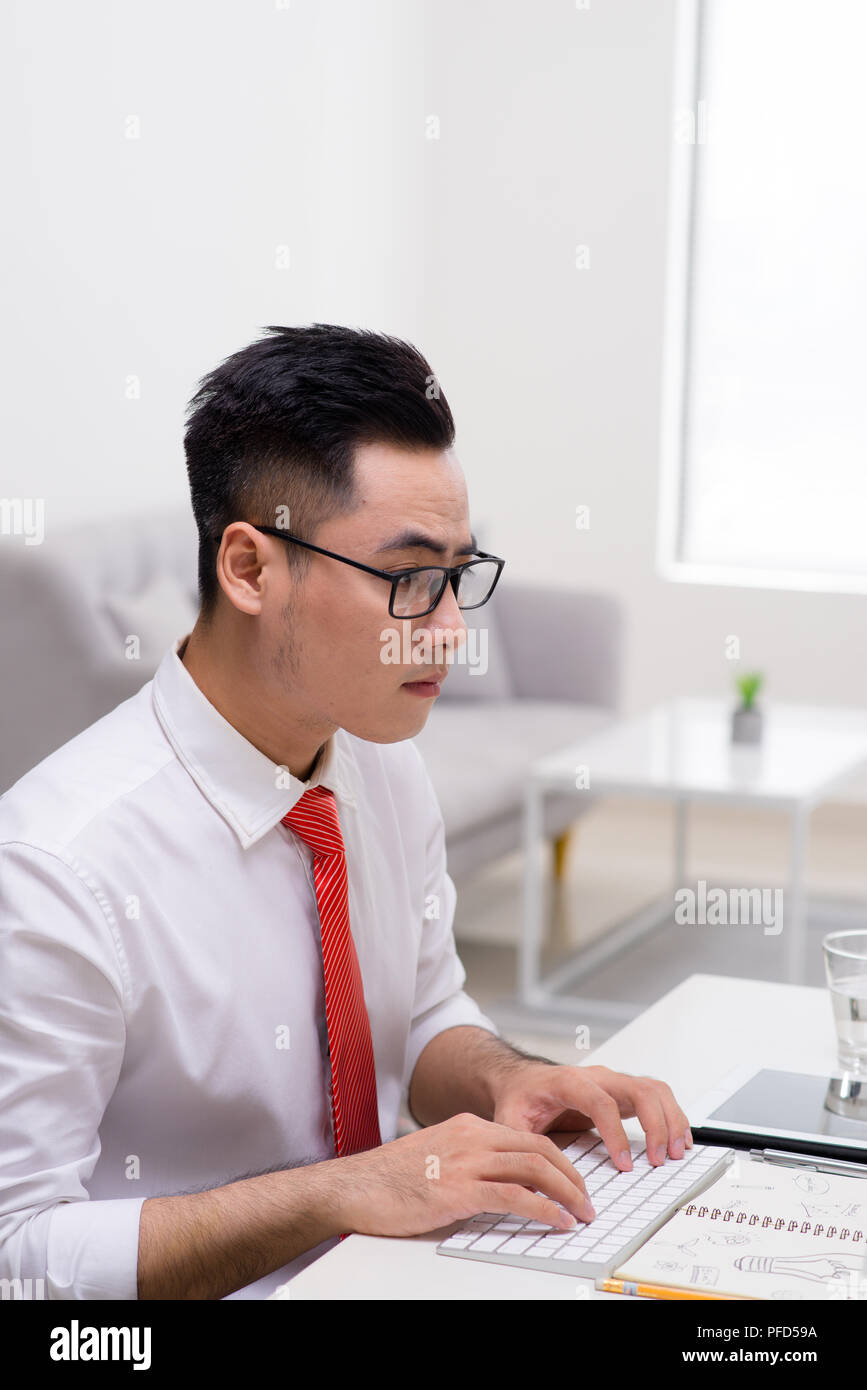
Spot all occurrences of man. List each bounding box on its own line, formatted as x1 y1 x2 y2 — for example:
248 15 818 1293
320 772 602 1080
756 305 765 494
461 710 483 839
0 324 692 1300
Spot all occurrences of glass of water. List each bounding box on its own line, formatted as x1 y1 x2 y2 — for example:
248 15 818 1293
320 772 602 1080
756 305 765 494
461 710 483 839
823 931 867 1074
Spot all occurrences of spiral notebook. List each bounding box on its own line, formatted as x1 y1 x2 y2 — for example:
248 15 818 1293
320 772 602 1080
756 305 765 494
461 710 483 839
606 1154 867 1300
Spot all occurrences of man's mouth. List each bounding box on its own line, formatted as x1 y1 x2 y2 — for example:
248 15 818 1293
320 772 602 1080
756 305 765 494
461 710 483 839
401 669 447 698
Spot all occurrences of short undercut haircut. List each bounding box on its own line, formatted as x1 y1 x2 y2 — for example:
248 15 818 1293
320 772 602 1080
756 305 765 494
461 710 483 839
183 323 456 617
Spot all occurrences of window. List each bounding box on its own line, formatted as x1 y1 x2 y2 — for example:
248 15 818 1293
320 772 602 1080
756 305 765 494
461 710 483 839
658 0 867 592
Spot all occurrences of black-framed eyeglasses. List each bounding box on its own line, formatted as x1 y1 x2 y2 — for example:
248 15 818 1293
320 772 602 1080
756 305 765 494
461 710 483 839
230 524 506 619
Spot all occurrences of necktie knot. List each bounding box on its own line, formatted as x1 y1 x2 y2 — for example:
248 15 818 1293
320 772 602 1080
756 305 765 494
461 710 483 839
282 785 344 858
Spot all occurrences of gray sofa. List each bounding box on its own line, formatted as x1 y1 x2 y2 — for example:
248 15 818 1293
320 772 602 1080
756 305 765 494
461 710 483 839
0 511 623 880
414 585 622 879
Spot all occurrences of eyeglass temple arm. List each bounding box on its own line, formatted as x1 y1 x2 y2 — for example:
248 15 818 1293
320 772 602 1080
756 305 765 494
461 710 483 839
239 525 504 579
243 525 394 581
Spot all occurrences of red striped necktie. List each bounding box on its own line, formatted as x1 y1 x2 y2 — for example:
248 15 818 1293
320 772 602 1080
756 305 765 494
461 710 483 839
282 785 382 1160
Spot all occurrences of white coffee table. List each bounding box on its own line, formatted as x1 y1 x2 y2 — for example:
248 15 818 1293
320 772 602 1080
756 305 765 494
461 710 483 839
520 698 867 1021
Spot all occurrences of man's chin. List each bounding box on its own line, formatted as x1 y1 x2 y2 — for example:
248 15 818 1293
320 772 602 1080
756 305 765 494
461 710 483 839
339 691 438 744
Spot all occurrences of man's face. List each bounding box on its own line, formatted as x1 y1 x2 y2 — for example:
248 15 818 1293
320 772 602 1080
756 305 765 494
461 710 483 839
264 442 474 743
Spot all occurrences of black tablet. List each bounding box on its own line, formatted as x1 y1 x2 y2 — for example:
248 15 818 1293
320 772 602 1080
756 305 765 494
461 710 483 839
689 1063 867 1164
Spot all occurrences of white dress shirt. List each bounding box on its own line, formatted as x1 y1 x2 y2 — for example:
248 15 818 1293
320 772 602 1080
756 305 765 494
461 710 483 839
0 637 499 1300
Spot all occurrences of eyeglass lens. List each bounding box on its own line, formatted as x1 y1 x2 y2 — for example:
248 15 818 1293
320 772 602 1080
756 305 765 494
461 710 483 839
391 560 498 618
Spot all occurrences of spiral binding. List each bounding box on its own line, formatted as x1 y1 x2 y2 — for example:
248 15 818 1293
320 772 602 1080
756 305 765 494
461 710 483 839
681 1204 865 1242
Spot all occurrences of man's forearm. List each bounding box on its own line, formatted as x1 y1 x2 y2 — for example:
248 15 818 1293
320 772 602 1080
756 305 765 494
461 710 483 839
408 1026 554 1127
137 1157 347 1300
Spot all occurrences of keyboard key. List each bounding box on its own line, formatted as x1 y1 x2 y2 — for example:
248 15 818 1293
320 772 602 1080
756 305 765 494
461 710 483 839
553 1246 586 1261
562 1137 602 1159
604 1169 639 1185
594 1164 621 1179
596 1186 637 1206
498 1235 539 1254
667 1172 697 1187
468 1233 509 1252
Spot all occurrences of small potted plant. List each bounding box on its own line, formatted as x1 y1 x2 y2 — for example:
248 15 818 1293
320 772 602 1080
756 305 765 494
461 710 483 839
731 671 764 744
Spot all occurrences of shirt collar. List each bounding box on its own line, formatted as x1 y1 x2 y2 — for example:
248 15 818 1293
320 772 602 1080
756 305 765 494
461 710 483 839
152 636 358 849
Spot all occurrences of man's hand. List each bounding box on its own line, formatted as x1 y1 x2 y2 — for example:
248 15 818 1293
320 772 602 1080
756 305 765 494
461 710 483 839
492 1062 694 1172
333 1112 596 1238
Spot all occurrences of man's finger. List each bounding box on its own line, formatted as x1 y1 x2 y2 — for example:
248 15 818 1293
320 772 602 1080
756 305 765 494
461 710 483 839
480 1150 595 1222
582 1067 694 1163
629 1086 670 1165
485 1120 598 1202
640 1079 694 1158
515 1080 634 1172
489 1117 594 1195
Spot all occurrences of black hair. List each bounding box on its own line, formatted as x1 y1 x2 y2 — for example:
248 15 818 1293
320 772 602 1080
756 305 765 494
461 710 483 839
183 323 455 616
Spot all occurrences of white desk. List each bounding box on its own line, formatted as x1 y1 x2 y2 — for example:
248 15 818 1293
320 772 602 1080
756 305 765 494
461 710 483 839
273 972 843 1300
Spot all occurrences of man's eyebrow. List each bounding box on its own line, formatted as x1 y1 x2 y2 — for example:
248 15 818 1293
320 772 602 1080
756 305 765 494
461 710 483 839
374 528 478 556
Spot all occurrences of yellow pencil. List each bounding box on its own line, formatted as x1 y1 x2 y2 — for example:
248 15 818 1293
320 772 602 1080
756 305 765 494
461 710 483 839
601 1277 737 1301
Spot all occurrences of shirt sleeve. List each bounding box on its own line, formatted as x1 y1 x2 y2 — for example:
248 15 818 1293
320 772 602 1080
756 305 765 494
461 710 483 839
0 842 146 1300
400 749 500 1103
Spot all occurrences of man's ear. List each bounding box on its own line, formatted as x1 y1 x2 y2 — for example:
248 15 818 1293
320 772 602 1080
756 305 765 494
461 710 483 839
216 522 271 615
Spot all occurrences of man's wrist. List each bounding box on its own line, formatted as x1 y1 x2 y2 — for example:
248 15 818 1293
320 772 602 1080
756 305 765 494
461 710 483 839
476 1037 557 1115
408 1025 558 1127
302 1154 361 1238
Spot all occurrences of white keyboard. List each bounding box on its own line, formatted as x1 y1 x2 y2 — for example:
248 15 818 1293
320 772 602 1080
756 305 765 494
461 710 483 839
436 1134 733 1279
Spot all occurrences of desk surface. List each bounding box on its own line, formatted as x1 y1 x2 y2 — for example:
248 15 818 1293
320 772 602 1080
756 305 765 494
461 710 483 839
275 973 841 1300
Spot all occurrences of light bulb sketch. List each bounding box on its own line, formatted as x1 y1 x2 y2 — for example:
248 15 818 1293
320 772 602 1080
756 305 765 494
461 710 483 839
735 1253 862 1284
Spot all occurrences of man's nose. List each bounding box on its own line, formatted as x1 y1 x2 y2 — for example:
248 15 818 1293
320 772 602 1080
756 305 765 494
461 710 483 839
424 581 468 650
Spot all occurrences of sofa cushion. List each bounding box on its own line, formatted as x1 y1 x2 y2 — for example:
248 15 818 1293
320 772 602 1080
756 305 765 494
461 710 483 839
102 571 199 667
436 600 514 700
413 700 612 840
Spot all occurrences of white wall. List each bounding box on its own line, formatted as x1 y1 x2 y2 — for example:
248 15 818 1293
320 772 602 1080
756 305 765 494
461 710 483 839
2 0 426 522
6 0 866 771
422 0 867 733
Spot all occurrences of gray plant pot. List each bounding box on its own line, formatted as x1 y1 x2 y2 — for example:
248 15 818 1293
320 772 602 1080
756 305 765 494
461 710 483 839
731 704 763 744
